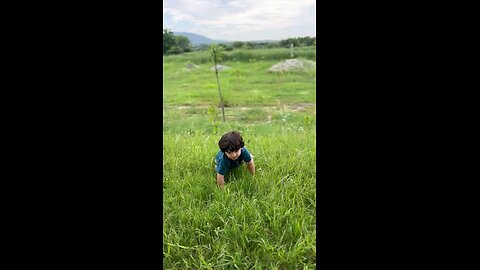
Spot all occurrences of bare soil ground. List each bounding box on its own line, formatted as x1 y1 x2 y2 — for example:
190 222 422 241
165 103 314 110
267 59 316 72
210 65 231 71
163 103 316 117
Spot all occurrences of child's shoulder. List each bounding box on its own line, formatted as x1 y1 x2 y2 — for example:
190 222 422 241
215 150 224 158
241 147 251 155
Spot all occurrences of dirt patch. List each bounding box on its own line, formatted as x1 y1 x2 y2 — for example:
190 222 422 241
289 103 316 111
267 59 316 72
184 63 198 70
210 65 231 71
164 103 315 112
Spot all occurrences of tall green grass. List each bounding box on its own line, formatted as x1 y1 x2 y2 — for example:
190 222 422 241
163 105 316 135
163 125 316 269
164 46 316 64
164 47 316 269
163 60 316 107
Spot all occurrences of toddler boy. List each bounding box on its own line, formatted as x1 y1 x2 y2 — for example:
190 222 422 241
214 131 255 187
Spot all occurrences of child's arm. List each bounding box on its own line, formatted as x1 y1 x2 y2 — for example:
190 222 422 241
247 159 255 175
216 173 225 188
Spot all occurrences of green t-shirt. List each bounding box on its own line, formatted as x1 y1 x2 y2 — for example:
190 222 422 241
214 147 252 176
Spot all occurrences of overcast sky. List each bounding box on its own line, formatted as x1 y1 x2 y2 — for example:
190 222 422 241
163 0 316 41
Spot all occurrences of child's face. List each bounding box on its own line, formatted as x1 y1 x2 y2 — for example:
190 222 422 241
225 148 241 160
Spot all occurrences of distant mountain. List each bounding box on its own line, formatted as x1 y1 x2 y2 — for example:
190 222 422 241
245 40 279 43
173 32 281 46
173 32 228 45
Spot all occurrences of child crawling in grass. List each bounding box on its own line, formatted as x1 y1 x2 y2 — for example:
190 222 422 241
214 131 255 187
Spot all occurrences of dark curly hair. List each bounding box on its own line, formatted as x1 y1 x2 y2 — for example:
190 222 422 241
218 131 245 153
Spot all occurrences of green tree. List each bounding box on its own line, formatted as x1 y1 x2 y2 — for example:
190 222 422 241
232 41 245 49
246 42 255 49
266 42 279 48
175 35 192 53
279 37 300 48
302 36 316 46
163 29 176 55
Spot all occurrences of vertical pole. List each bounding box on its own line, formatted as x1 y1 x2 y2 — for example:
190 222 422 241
213 48 226 122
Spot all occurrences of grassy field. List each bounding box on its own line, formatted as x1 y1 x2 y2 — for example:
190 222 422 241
163 46 316 269
163 46 316 107
165 47 316 64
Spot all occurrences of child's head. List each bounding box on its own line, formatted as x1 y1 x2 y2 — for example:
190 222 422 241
218 131 245 153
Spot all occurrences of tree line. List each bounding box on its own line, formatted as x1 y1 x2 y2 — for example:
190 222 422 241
163 28 315 55
163 29 192 55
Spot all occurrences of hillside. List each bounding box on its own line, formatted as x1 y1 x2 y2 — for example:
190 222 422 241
173 32 228 45
173 32 280 46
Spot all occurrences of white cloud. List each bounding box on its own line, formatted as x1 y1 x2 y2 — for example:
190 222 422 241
164 0 315 40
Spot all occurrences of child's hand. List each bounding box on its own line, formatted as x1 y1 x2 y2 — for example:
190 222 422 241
216 173 225 187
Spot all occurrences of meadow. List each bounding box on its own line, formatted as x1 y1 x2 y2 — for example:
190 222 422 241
163 46 316 269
